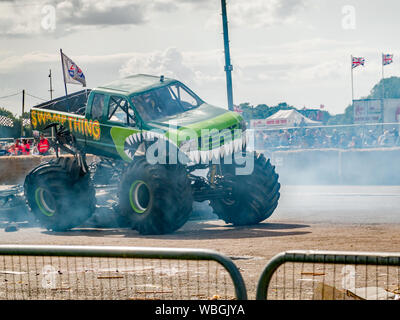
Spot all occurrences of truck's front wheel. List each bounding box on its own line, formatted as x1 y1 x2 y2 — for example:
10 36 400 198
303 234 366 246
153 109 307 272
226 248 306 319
118 157 193 235
24 157 96 231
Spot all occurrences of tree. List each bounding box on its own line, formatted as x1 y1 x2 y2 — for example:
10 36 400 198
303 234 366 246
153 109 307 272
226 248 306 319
0 107 16 119
367 76 400 99
326 104 353 125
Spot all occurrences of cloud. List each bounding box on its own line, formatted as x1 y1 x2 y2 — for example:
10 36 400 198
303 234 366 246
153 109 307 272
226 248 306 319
56 0 148 27
119 47 224 86
0 0 310 37
0 0 172 37
205 0 310 30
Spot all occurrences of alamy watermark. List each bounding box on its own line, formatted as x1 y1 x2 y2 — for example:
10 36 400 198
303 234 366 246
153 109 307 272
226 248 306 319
41 4 56 32
341 5 356 30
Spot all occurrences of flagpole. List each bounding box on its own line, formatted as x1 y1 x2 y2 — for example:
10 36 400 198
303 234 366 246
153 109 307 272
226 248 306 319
351 55 354 104
60 49 71 113
48 69 54 100
60 48 70 112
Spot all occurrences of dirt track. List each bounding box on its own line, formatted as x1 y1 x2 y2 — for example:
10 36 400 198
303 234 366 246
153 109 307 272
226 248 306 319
1 218 399 299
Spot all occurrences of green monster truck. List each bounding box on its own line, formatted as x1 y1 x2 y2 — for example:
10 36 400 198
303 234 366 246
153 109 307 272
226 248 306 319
24 74 280 234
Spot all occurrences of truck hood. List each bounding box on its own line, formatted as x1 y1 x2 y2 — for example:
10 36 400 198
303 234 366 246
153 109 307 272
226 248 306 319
112 103 246 164
146 103 242 133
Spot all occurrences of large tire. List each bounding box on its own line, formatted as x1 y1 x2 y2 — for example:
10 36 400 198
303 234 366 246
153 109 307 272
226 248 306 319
24 157 96 231
209 152 280 226
118 157 193 235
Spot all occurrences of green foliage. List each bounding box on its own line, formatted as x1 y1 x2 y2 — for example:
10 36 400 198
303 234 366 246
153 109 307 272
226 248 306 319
238 102 295 122
367 76 400 99
0 107 16 119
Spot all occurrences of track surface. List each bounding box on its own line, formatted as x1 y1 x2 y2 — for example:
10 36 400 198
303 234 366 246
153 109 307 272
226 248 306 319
0 185 399 299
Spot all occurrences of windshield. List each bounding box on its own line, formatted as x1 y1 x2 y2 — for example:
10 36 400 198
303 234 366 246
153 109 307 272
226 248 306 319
130 83 203 121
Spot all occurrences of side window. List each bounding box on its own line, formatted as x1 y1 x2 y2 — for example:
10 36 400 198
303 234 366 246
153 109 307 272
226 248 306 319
91 93 105 120
108 96 136 125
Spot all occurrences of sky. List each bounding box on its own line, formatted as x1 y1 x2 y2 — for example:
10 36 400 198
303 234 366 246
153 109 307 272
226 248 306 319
1 0 400 116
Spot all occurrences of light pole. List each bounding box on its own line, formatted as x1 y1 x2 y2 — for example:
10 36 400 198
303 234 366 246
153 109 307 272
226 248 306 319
221 0 234 111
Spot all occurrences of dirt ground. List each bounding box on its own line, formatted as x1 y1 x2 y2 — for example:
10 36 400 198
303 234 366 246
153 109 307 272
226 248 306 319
0 218 399 299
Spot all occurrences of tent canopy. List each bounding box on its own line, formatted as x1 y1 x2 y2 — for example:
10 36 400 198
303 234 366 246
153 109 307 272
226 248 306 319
250 109 320 128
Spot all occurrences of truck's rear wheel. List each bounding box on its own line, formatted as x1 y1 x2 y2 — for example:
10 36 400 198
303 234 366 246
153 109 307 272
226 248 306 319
118 157 193 235
24 157 96 231
209 152 280 226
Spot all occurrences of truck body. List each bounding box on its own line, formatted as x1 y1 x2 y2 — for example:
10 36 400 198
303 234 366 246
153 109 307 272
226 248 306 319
30 74 245 164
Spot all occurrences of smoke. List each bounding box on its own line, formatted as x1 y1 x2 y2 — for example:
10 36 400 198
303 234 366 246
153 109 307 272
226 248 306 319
255 125 400 186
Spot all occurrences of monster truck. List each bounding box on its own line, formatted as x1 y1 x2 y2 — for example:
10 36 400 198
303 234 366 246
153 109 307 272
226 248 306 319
24 74 280 234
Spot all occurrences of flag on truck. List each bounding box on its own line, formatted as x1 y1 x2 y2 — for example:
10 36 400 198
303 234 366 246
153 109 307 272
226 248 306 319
352 57 365 69
61 50 86 87
382 53 393 66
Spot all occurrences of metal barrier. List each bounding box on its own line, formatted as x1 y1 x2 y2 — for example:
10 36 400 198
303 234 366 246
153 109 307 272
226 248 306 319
0 245 247 300
256 250 400 300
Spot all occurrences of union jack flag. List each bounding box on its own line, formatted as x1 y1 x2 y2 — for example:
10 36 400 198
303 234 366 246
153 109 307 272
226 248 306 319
382 53 393 66
352 56 365 69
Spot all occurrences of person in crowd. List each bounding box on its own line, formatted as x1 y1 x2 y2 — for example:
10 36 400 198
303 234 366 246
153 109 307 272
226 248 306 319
38 134 50 155
289 129 301 148
7 139 24 155
348 135 362 148
362 130 376 147
278 130 290 147
303 129 315 148
390 128 399 145
0 143 9 156
329 129 340 147
378 130 395 147
21 139 30 155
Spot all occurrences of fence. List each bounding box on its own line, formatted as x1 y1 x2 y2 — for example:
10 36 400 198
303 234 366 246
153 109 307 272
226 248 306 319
1 246 400 300
256 250 400 300
0 245 247 300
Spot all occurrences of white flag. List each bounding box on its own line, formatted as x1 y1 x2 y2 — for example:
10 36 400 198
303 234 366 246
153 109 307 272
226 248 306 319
61 51 86 87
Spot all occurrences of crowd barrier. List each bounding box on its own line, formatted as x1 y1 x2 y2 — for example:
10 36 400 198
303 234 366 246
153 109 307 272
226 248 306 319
0 245 247 300
256 250 400 300
267 147 400 185
0 245 398 300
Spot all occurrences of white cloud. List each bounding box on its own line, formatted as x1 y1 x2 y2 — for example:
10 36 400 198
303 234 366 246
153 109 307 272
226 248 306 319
56 0 148 27
119 47 225 86
0 0 169 37
205 0 310 30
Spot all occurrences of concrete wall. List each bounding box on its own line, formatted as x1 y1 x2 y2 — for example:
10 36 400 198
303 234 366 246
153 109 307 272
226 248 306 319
0 155 95 185
269 147 400 185
1 148 400 186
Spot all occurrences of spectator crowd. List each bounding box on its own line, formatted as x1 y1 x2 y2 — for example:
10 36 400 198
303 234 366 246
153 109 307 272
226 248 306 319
0 134 51 156
254 126 400 150
1 125 400 156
